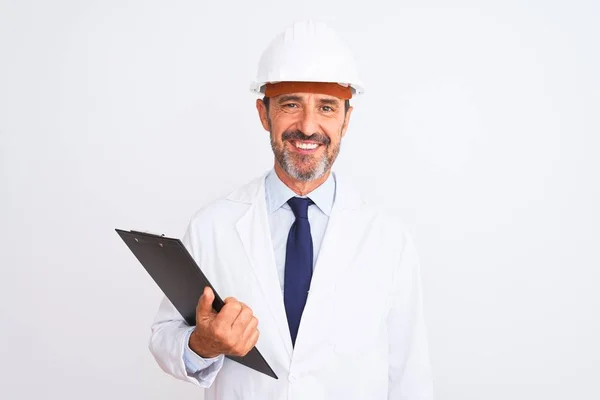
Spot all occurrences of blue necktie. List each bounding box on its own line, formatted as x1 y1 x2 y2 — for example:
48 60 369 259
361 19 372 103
284 196 314 347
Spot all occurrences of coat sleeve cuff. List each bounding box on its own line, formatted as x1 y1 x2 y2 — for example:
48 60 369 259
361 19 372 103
182 327 225 386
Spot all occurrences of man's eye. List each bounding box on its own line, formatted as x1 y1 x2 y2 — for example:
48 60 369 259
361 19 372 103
284 103 298 108
322 106 333 112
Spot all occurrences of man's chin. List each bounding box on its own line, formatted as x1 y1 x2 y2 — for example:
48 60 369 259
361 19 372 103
278 151 330 181
287 165 326 181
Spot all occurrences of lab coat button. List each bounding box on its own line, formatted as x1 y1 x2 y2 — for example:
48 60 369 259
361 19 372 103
288 374 296 382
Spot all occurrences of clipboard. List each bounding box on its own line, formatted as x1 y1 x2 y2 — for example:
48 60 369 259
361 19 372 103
115 229 278 379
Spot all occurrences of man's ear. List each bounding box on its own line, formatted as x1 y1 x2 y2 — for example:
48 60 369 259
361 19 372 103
256 99 270 131
341 106 353 138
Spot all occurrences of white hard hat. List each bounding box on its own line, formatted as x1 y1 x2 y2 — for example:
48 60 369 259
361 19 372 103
250 20 364 96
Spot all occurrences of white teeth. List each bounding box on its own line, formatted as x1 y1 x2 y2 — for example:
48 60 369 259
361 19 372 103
295 142 319 150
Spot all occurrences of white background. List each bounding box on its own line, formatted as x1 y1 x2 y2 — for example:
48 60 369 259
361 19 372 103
1 1 599 399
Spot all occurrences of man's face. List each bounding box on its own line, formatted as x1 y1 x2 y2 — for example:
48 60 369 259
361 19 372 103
256 92 353 182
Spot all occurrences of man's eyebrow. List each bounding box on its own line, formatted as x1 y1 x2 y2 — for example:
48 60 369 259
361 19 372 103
276 95 303 104
318 98 342 106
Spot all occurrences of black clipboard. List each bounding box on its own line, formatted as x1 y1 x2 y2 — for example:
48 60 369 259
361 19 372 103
115 229 278 379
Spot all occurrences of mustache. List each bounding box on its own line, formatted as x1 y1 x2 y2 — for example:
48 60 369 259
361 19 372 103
282 130 331 145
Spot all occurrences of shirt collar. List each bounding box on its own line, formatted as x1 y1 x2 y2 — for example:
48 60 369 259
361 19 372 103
265 169 336 216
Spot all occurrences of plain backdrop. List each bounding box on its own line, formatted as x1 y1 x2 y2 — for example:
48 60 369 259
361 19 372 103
1 1 599 399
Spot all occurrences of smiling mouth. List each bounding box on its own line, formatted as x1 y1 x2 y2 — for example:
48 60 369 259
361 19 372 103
289 140 323 151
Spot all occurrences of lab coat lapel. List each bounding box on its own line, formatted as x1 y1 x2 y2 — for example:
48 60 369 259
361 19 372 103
294 171 366 351
233 174 294 360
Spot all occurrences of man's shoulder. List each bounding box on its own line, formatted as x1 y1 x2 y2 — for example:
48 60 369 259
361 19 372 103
339 175 406 223
365 202 413 237
345 181 413 243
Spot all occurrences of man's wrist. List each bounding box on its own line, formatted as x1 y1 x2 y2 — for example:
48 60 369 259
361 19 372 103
189 330 220 358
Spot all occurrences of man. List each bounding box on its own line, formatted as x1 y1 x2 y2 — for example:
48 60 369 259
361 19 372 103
149 20 434 399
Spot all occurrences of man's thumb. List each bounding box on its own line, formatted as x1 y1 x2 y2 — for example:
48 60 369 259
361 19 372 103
198 286 215 315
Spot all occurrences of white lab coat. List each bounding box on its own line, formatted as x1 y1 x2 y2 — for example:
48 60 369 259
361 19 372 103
149 171 434 399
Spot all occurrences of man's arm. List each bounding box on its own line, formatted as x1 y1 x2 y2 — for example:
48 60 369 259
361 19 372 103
183 328 224 374
387 232 435 399
149 295 225 387
147 221 225 387
148 218 259 387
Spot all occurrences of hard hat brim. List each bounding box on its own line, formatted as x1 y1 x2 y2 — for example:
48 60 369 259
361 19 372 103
250 81 364 96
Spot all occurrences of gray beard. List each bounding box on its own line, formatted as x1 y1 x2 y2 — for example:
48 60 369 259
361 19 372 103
270 137 340 182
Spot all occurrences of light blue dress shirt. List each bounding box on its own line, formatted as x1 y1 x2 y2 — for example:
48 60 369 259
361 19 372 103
182 169 336 380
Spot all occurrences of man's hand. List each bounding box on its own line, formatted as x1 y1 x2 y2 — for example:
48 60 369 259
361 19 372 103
188 286 260 358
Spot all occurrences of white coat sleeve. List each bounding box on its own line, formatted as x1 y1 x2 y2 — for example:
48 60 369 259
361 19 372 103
149 296 224 387
387 232 435 399
182 327 224 374
147 219 225 387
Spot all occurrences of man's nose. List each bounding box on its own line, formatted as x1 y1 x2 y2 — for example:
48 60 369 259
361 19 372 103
298 108 319 137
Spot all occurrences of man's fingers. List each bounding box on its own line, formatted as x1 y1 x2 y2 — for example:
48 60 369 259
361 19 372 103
232 328 260 357
231 303 254 334
248 328 260 348
197 286 215 316
231 317 259 355
240 315 259 340
213 298 244 328
192 294 260 358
